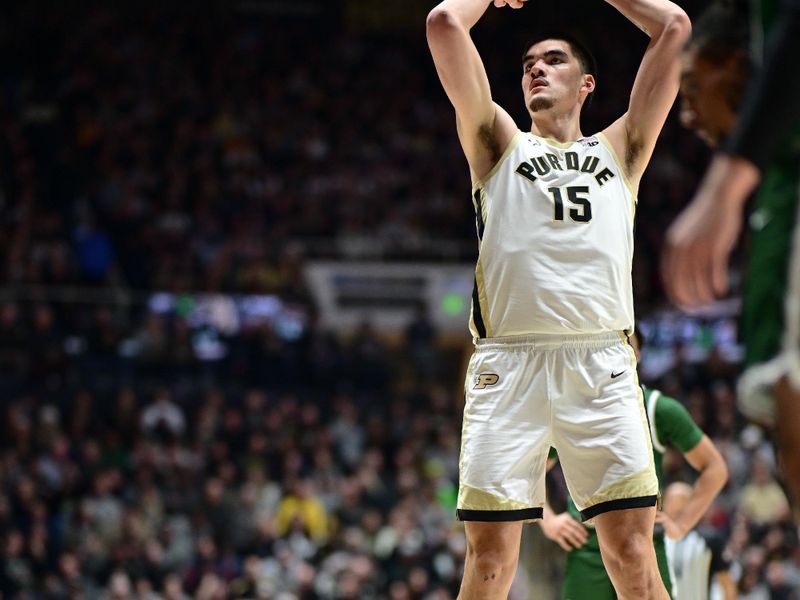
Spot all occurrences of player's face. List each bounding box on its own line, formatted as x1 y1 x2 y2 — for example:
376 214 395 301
521 40 593 114
679 46 745 147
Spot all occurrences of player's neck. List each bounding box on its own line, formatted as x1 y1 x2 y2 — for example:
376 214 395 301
530 110 583 143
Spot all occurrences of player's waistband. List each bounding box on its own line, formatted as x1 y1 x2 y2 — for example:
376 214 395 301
474 331 628 351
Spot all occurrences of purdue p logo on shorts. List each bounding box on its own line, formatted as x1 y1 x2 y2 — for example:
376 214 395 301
474 373 500 389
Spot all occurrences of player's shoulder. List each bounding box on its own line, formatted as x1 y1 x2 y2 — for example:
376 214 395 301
646 386 688 421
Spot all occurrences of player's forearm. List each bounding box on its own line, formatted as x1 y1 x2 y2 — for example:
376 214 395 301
604 0 689 40
427 0 493 31
697 154 760 211
675 460 727 534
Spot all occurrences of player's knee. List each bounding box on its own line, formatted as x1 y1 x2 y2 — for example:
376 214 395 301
604 532 652 572
465 542 518 580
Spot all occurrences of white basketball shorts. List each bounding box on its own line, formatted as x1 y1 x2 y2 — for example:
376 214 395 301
457 332 658 522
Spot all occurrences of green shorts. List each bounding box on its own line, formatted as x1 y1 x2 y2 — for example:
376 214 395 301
561 533 672 599
738 157 800 424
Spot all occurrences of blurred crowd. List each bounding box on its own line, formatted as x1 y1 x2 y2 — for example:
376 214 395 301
0 297 467 599
1 1 794 599
0 298 797 599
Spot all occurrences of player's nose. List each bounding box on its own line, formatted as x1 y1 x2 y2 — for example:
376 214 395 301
530 63 546 78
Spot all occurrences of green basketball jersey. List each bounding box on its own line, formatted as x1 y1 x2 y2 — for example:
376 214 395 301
751 0 800 156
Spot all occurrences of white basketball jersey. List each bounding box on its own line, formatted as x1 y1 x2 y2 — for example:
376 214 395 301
469 130 637 338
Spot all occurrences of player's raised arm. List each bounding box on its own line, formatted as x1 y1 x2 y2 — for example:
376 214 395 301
601 0 691 185
426 0 520 180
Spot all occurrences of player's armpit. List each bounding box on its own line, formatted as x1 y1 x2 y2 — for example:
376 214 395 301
427 1 518 179
457 104 520 183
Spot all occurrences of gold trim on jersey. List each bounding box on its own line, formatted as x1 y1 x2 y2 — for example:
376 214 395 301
471 186 489 245
471 130 522 191
475 259 493 337
581 465 659 517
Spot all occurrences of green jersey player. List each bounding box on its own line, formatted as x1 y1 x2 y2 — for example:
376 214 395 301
664 0 800 510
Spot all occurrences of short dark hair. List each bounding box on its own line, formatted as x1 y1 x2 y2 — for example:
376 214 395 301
687 0 749 64
522 31 597 106
522 31 598 78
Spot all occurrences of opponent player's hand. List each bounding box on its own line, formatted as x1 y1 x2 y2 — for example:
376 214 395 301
540 512 588 551
661 154 759 307
493 0 528 8
655 511 688 540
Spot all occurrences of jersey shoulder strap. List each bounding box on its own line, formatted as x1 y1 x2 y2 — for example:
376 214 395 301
645 387 666 453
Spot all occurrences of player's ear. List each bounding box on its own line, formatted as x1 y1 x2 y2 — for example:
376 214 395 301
581 74 596 95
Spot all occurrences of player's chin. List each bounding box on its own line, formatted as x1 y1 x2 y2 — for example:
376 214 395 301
529 96 555 112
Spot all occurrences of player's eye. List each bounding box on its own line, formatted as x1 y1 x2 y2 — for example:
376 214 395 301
524 63 532 72
550 58 563 64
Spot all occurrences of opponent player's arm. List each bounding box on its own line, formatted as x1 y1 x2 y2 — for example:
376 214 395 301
426 0 519 179
601 0 691 185
540 457 589 551
657 435 728 539
540 502 589 551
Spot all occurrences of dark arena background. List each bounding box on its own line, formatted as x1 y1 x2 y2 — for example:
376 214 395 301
0 1 796 598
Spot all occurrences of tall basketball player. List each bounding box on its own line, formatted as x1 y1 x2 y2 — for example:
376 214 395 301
426 0 690 598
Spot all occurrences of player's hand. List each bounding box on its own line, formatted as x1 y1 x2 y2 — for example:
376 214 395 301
493 0 528 8
655 511 688 540
540 512 588 551
661 154 759 307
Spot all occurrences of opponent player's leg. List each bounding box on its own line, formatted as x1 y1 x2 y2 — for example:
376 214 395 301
776 376 800 512
562 545 617 600
775 173 800 514
593 507 670 600
653 536 674 599
460 521 522 599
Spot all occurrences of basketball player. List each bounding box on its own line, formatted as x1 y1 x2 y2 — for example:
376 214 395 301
541 331 728 599
426 0 690 597
663 0 800 511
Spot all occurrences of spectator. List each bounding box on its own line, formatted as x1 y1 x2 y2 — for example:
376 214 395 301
739 456 791 527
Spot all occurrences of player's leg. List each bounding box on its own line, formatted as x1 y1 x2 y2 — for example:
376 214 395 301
457 339 551 598
653 536 674 599
552 335 665 599
776 373 800 512
593 507 669 599
459 521 522 599
562 545 617 600
776 171 800 514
